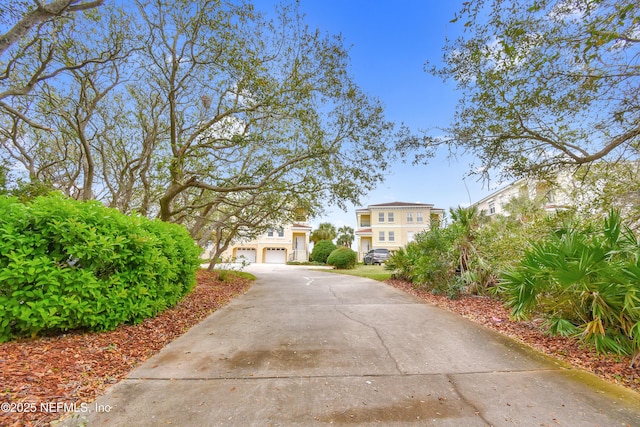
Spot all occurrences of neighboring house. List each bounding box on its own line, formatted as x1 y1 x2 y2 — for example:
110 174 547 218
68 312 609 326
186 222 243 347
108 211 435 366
220 221 311 264
355 202 445 262
473 179 530 218
472 175 573 218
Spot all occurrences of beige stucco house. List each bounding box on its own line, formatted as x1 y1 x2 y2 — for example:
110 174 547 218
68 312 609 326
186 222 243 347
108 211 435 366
355 202 445 262
221 221 311 264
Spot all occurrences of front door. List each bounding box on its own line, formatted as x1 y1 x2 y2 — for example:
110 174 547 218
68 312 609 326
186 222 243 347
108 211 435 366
295 236 305 261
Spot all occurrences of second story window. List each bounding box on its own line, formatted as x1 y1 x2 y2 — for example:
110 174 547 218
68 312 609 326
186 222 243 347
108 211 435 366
267 229 274 237
277 228 284 237
378 212 385 222
379 231 385 242
489 202 496 214
388 212 394 222
407 212 413 223
388 231 395 242
416 212 424 223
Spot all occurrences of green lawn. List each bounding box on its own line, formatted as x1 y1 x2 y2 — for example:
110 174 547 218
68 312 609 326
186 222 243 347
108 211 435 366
319 264 392 281
211 269 257 281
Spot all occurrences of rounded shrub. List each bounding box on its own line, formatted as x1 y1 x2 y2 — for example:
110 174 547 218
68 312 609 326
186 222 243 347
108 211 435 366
310 240 337 264
0 193 201 341
327 247 357 269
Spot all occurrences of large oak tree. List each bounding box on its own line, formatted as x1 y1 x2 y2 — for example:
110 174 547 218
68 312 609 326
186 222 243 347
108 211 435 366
1 0 400 266
0 0 110 131
419 0 640 181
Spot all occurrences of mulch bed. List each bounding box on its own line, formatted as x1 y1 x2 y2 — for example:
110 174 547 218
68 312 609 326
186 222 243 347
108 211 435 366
0 270 251 427
387 279 640 394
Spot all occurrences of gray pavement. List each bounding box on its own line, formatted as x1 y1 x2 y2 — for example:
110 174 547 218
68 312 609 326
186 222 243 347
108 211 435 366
61 264 640 426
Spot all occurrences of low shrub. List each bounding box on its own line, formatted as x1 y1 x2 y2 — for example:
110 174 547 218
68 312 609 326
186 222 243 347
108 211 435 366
498 210 640 362
310 240 337 264
287 261 324 266
385 228 456 292
0 193 201 341
384 246 415 281
327 247 357 269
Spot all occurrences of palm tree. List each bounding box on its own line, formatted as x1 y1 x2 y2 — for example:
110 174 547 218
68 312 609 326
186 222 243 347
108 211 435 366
449 206 479 274
336 225 354 248
310 222 337 244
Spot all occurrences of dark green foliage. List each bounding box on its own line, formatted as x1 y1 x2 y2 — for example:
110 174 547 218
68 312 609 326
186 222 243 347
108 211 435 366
385 202 565 299
310 240 337 264
474 203 573 292
498 210 640 360
385 228 456 294
0 194 201 341
384 246 414 281
326 247 357 269
0 163 7 195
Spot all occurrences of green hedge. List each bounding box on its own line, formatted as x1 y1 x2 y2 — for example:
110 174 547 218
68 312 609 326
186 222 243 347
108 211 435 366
327 247 357 269
0 194 201 341
310 240 337 264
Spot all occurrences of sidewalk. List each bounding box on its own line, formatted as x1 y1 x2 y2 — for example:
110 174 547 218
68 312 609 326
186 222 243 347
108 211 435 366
62 265 640 426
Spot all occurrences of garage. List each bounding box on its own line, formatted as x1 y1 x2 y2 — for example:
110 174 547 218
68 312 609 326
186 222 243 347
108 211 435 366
264 248 286 264
235 248 256 263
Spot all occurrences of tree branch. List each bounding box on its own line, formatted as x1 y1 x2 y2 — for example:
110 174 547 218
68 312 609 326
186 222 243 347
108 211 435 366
0 0 104 56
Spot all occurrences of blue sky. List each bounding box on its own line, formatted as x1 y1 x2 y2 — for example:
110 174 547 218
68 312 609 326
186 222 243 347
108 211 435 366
255 0 499 230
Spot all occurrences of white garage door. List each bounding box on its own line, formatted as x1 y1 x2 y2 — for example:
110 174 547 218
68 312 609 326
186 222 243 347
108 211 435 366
235 248 256 263
264 248 286 264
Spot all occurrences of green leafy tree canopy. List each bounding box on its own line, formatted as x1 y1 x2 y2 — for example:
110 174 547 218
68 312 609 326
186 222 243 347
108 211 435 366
409 0 640 181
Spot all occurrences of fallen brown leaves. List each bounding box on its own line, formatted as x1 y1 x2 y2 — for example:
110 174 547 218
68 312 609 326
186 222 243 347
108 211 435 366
0 270 251 427
387 279 640 394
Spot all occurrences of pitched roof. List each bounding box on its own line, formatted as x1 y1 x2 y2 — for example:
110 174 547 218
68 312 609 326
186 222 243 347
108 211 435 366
368 201 434 208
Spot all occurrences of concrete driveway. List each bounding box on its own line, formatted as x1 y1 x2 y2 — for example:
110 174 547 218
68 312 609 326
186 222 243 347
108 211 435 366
63 264 640 426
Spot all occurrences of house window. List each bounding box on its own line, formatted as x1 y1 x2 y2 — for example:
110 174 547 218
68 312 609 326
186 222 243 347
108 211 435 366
277 228 284 238
378 231 385 242
407 212 413 223
407 231 415 242
267 229 274 237
378 212 385 222
388 231 395 242
416 212 424 223
489 202 496 214
388 212 394 222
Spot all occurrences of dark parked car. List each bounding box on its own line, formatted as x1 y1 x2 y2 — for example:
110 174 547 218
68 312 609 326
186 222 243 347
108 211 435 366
363 248 390 265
